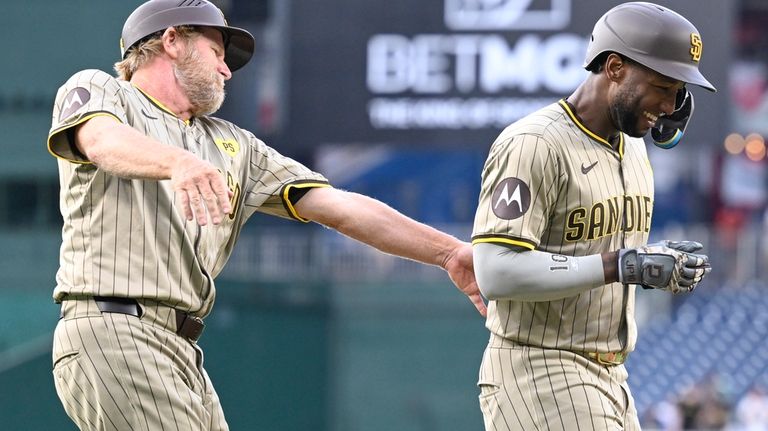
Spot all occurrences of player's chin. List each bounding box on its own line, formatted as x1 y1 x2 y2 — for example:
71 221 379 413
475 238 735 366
627 124 651 138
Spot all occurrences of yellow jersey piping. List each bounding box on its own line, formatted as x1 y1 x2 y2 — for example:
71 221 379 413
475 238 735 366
47 112 121 164
133 84 190 126
558 99 624 159
471 236 536 250
282 182 332 222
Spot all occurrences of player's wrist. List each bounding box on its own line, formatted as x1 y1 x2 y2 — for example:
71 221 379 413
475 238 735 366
169 150 203 177
439 240 463 270
617 249 640 285
602 251 620 283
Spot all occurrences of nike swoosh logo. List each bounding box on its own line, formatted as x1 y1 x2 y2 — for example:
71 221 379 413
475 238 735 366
581 161 598 174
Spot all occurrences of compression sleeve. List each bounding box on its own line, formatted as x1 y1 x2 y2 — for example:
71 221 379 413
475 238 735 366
473 242 607 301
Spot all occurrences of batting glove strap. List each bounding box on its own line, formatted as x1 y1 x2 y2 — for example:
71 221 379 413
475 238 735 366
617 248 676 290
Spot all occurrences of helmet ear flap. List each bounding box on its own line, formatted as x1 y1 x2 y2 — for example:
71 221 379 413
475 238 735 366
651 89 694 149
674 86 687 110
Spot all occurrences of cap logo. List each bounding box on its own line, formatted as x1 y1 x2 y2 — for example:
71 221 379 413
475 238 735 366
689 33 702 62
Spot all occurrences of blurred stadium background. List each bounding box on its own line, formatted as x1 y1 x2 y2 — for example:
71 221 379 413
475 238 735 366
1 0 768 429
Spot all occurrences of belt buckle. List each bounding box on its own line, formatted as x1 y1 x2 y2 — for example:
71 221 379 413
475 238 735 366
594 352 626 365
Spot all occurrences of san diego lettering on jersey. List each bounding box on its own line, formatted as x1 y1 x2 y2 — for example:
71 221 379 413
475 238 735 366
564 194 652 242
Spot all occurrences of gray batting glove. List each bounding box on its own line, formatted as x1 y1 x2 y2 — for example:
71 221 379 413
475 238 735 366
618 241 711 293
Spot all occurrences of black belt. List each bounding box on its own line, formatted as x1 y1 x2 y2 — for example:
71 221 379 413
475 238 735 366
92 296 205 342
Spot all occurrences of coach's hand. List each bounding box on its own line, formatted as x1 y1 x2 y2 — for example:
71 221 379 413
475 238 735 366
444 242 487 317
618 241 711 293
171 153 233 226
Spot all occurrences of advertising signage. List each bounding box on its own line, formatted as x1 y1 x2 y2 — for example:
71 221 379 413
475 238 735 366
285 0 730 148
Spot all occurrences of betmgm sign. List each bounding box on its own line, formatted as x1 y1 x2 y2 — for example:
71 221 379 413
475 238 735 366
367 0 585 130
286 0 728 147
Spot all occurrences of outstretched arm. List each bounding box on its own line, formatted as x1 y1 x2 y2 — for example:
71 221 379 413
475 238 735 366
295 187 487 316
473 241 711 301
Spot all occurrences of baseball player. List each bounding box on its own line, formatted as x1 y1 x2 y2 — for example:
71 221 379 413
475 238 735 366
47 1 486 430
471 3 714 430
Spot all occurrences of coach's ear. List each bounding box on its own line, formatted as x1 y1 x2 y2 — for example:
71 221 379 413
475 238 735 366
161 27 185 61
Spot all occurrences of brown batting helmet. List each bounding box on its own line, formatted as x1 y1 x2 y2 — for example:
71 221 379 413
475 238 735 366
584 2 716 92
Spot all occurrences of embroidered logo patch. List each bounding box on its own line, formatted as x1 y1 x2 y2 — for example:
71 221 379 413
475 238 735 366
491 177 531 220
59 87 91 121
215 139 240 157
690 33 702 62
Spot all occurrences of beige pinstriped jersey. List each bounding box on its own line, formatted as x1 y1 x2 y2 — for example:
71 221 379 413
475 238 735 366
472 100 654 354
48 69 329 317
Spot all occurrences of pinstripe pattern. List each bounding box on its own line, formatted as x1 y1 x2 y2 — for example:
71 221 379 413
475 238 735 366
53 298 227 431
478 340 640 431
48 69 330 430
48 69 329 316
472 101 651 430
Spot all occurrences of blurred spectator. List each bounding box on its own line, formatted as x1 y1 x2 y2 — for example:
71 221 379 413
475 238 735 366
678 375 731 430
729 386 768 431
642 397 684 431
